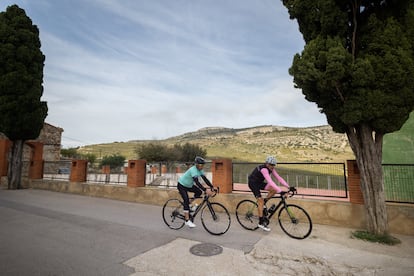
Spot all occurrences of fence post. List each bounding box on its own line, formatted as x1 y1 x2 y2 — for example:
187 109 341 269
151 165 157 174
212 158 233 193
347 160 365 204
70 160 88 182
127 160 146 188
102 165 110 183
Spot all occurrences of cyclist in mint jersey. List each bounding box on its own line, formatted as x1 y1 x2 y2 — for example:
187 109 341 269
177 156 215 228
248 156 290 231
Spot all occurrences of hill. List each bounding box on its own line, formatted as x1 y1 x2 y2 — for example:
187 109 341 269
383 111 414 164
78 125 355 162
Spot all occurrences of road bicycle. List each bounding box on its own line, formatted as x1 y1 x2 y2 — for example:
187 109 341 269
235 187 312 239
162 188 231 235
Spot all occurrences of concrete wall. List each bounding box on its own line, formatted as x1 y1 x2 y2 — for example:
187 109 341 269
26 179 414 236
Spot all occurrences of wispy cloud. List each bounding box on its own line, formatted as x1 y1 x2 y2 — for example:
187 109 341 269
1 0 326 147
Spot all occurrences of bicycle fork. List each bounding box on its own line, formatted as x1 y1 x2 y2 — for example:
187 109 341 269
282 202 298 224
206 201 218 220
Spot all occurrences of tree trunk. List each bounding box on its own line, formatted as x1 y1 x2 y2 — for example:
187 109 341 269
346 124 388 235
7 140 24 190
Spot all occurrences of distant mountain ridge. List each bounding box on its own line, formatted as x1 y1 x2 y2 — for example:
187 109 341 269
163 125 353 162
165 125 294 140
80 124 355 162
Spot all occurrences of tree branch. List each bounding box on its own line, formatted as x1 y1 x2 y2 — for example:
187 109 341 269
351 0 359 60
334 82 345 102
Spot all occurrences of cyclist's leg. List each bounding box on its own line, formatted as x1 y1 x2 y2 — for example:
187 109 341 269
177 183 191 221
264 184 277 200
249 181 267 226
193 186 203 198
188 185 203 206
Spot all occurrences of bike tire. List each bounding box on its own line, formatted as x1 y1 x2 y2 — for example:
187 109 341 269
278 204 312 239
201 202 231 235
162 198 185 230
235 199 259 230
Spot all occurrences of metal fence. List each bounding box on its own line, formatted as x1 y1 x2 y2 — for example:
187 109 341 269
42 161 213 187
383 164 414 204
43 160 130 184
144 162 213 188
233 162 348 199
39 160 414 203
43 160 72 181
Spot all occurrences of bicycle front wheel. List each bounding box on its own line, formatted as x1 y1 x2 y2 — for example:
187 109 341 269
278 204 312 239
162 199 185 230
201 202 231 235
235 199 259 230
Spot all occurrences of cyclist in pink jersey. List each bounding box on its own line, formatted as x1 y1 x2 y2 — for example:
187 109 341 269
248 156 290 231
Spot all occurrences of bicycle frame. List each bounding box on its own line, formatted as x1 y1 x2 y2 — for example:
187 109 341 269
266 196 286 219
163 187 231 235
235 187 312 239
267 191 302 224
254 191 295 221
190 194 210 219
175 190 219 222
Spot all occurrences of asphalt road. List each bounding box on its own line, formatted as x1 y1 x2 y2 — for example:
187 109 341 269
0 189 262 276
2 188 413 276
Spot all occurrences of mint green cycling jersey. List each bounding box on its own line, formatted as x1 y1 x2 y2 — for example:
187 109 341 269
178 165 205 188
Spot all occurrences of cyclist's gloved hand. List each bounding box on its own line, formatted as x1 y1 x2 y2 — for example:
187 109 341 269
205 188 215 196
289 186 297 193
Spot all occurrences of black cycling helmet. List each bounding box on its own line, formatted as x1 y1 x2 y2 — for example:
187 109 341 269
194 156 206 164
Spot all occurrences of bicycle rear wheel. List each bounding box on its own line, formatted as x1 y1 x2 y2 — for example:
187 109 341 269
235 199 259 230
162 199 185 230
201 202 231 235
278 204 312 239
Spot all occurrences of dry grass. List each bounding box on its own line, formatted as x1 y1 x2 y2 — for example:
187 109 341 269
77 125 355 162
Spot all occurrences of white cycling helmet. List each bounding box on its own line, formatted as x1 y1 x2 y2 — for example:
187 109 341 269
265 156 277 165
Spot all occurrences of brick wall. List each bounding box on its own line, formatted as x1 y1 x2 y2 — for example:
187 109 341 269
0 122 63 178
347 160 365 205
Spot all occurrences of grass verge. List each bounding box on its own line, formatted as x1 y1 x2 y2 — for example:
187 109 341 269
351 230 401 245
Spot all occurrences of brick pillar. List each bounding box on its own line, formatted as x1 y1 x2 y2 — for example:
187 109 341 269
102 165 110 174
347 160 364 205
70 160 88 182
27 142 44 179
127 160 146 187
212 158 233 194
161 165 167 174
0 139 11 176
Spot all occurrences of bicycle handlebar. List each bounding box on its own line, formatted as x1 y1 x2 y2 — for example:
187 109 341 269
205 186 219 198
280 187 297 198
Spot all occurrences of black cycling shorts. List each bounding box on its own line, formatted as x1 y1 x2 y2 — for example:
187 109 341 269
248 181 267 198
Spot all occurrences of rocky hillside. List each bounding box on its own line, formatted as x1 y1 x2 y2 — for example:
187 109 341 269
78 125 355 162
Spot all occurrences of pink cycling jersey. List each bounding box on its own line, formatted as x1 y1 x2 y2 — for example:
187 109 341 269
260 167 289 193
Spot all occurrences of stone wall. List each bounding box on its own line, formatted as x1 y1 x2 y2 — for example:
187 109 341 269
0 122 63 162
0 122 63 177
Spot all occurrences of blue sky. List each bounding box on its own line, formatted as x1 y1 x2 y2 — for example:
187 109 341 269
1 0 327 148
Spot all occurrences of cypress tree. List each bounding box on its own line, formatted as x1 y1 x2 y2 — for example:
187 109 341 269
0 5 48 189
